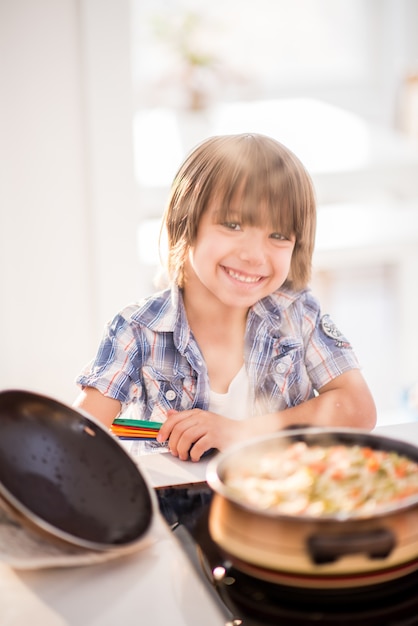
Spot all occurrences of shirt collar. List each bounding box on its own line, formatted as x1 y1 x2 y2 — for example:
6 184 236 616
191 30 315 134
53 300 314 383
131 285 192 353
251 286 302 320
133 283 304 338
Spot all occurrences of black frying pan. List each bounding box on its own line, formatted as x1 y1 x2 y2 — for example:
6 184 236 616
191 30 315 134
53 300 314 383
0 389 155 551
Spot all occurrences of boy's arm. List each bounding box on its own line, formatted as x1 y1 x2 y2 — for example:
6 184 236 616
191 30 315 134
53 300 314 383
73 387 122 429
254 369 377 433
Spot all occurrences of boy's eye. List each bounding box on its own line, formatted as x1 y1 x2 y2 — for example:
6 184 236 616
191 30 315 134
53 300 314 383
223 222 241 231
270 232 288 240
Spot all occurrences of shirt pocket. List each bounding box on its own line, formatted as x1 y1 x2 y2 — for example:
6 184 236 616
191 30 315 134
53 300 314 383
142 365 197 421
262 342 311 410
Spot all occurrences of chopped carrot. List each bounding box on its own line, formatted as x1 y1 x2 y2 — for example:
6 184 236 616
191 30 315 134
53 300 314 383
367 457 380 472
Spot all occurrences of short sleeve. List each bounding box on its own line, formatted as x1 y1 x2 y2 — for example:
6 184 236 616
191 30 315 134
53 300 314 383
302 293 360 390
76 308 143 405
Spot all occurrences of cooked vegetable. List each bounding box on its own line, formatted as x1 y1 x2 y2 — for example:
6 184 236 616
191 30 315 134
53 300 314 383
224 441 418 517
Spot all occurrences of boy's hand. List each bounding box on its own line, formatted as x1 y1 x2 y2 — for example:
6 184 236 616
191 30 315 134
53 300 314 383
157 408 244 461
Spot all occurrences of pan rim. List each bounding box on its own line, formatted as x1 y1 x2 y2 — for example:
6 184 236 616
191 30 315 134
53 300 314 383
206 427 418 523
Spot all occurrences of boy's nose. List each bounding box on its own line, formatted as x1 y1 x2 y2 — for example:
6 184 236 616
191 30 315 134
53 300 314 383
238 232 266 265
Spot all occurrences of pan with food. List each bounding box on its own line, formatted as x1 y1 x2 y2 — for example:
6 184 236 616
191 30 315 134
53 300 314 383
207 428 418 588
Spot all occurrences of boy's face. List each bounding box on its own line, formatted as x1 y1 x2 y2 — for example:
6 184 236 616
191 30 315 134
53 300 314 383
185 201 295 310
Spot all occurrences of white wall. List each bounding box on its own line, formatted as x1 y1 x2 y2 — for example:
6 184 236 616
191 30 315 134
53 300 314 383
0 0 139 404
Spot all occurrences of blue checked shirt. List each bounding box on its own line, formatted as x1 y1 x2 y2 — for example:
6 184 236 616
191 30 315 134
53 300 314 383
76 285 360 422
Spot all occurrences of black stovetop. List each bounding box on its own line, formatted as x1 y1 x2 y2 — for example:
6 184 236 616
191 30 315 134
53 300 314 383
157 484 418 626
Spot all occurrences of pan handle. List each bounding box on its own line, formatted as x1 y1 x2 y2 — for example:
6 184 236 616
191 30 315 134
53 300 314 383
307 528 396 564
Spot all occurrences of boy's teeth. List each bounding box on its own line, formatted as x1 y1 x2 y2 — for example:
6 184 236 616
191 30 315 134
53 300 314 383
228 269 260 283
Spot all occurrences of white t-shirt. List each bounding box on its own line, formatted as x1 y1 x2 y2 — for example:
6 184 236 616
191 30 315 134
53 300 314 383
208 366 251 421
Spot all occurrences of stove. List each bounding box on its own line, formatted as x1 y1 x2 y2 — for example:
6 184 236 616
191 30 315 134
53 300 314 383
157 484 418 626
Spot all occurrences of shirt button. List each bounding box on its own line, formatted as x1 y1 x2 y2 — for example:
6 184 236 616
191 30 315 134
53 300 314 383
165 390 176 401
275 362 286 373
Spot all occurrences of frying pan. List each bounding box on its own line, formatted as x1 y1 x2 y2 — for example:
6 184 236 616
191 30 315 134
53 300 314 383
0 389 156 551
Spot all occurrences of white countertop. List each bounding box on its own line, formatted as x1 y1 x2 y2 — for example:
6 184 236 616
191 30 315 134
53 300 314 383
120 441 212 489
373 420 418 442
14 512 227 626
9 421 418 625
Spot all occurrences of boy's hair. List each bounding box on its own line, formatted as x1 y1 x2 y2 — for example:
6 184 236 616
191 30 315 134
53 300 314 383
162 133 316 291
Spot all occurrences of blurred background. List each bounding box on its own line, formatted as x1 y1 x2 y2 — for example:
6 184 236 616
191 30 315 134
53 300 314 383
1 0 418 425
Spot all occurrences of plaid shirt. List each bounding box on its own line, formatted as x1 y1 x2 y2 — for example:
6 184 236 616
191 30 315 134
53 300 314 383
76 285 359 422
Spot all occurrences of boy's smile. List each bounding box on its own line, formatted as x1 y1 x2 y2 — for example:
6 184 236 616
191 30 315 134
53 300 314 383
222 265 265 284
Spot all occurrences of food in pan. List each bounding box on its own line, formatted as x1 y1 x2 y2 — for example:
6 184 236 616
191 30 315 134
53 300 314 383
223 441 418 517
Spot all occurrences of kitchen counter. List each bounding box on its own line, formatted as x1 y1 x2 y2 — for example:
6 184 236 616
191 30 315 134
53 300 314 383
14 507 227 626
11 421 418 625
373 420 418 442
